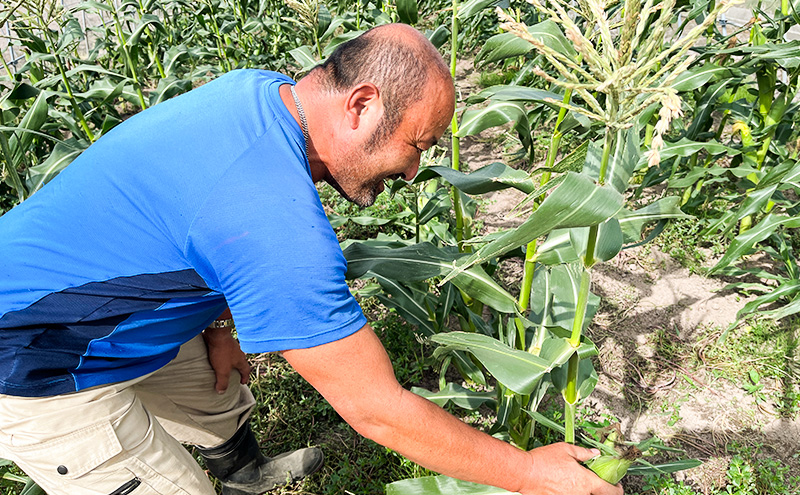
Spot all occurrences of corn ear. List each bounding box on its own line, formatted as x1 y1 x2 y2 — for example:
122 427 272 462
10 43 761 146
585 454 633 485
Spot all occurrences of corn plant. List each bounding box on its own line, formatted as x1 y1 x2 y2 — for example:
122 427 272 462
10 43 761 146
371 1 740 493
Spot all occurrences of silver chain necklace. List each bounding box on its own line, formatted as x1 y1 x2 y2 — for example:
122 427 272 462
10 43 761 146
289 85 310 157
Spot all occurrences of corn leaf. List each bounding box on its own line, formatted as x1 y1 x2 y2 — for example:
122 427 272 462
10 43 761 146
742 41 800 69
327 213 394 228
583 128 639 193
316 3 332 38
127 14 166 46
417 189 451 225
765 159 800 190
386 476 512 495
411 383 495 410
343 242 518 313
669 163 731 189
26 140 85 193
569 218 624 263
289 46 318 71
642 138 739 169
444 172 623 282
551 354 598 400
425 24 450 49
686 80 732 140
476 20 576 65
396 0 419 24
616 197 690 244
627 459 703 476
711 215 800 273
431 332 555 395
373 275 438 336
529 263 600 333
670 63 736 92
524 410 617 455
148 76 192 106
457 0 500 20
455 100 527 138
68 1 114 12
466 85 562 105
735 280 800 321
415 163 536 195
534 229 580 265
8 91 51 165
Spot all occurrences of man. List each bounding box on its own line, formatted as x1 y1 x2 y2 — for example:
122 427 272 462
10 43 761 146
0 24 622 495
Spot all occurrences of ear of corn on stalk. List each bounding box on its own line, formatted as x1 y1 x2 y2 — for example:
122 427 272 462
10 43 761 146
584 424 641 485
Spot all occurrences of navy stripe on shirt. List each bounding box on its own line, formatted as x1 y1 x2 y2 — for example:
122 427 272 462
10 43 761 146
0 269 222 397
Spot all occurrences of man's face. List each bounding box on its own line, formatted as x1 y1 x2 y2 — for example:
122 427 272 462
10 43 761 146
328 85 453 207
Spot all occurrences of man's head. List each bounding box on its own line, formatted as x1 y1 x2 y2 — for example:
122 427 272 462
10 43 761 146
306 24 455 207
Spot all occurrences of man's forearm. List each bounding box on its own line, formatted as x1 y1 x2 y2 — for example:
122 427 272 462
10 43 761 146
354 386 530 493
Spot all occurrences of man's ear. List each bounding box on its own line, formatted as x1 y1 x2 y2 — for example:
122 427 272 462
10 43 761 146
344 83 383 130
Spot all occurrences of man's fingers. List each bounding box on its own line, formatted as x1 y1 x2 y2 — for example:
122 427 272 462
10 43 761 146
215 369 231 394
569 445 601 463
592 480 624 495
238 360 251 384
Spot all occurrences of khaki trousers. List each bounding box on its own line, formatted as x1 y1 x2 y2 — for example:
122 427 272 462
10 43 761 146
0 335 257 495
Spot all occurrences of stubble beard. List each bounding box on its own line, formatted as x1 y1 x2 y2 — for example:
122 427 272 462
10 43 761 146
328 147 383 208
328 119 395 208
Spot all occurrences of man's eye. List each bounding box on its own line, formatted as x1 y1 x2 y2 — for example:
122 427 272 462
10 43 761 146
412 144 424 154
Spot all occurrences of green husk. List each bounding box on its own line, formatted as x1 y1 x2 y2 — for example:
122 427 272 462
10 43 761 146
585 453 635 485
584 425 641 484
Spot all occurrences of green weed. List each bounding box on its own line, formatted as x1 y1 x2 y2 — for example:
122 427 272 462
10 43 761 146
631 446 800 495
653 219 727 273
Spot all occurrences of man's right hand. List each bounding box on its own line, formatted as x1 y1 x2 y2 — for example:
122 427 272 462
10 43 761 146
521 443 624 495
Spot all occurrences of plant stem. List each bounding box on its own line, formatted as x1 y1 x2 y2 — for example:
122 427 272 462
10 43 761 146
39 19 96 142
518 242 537 311
0 111 26 202
570 269 591 346
563 126 614 443
564 353 579 444
597 129 613 186
0 50 13 79
149 42 167 78
449 0 468 252
412 187 421 244
107 1 148 110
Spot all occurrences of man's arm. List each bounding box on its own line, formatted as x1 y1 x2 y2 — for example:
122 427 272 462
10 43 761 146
282 324 623 495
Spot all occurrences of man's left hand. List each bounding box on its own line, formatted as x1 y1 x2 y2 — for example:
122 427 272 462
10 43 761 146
203 324 251 394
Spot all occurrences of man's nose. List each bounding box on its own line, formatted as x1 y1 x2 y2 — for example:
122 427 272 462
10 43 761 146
403 159 420 181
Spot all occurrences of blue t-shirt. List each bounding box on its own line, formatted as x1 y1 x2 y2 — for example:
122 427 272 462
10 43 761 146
0 70 367 397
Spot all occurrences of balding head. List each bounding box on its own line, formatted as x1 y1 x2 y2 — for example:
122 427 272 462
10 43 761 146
311 23 452 150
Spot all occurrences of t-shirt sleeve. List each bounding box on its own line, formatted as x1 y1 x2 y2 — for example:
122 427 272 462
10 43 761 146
183 133 366 353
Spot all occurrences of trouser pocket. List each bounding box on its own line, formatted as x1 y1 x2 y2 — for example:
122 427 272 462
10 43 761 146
3 419 143 495
1 406 214 495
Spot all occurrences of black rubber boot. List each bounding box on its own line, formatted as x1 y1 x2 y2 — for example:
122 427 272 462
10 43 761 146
198 423 324 495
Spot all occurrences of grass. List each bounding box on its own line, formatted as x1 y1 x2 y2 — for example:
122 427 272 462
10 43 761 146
652 218 728 273
631 444 800 495
695 319 800 418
